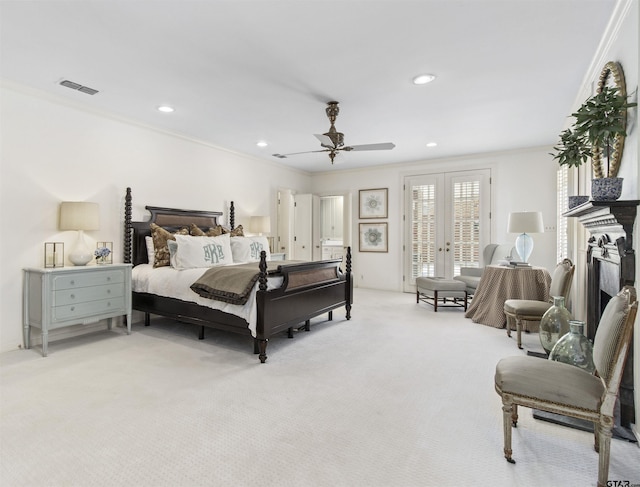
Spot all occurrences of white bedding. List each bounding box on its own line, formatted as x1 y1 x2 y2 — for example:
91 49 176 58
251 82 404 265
131 264 283 337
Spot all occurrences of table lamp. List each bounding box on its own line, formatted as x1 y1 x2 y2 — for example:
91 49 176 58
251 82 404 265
249 215 271 236
59 201 100 265
507 211 544 263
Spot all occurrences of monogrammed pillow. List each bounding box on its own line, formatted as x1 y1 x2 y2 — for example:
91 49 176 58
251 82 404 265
172 234 233 269
230 236 271 263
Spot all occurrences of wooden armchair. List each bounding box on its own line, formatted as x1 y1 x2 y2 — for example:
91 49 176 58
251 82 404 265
495 286 637 487
504 258 575 349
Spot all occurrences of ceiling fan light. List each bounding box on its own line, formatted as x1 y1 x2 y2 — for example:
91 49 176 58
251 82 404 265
426 142 438 147
157 105 175 113
413 74 436 85
256 141 268 147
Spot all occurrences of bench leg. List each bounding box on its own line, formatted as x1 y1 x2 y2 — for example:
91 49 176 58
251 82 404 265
434 290 439 312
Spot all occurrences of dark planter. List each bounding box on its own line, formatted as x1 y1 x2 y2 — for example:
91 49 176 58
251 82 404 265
568 195 589 208
591 177 623 201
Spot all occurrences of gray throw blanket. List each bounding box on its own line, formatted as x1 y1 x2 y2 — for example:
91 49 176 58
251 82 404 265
190 261 296 305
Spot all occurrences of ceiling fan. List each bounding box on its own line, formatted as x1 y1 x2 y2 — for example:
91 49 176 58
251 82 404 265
273 101 395 164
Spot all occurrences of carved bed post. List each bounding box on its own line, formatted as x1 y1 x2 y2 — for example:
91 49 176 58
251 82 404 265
230 201 235 230
124 187 132 264
257 250 268 363
345 246 352 320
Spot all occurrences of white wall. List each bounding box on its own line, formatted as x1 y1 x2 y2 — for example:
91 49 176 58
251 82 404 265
0 84 311 353
311 146 559 291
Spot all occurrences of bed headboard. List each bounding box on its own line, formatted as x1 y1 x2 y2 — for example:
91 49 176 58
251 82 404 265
124 187 232 266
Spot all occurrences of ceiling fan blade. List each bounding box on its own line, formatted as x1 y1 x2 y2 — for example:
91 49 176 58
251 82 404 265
314 134 335 148
343 142 396 152
272 149 330 159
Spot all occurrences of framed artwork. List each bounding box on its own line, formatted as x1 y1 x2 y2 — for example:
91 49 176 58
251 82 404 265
359 222 388 252
359 188 388 219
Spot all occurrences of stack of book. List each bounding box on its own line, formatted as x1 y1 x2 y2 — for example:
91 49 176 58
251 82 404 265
509 261 531 268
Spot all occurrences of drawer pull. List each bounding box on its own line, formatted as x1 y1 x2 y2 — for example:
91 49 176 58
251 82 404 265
107 302 111 307
107 289 111 294
107 277 111 281
70 294 75 300
70 280 75 285
70 307 75 312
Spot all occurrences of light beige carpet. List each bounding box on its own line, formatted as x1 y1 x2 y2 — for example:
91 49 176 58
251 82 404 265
1 288 638 487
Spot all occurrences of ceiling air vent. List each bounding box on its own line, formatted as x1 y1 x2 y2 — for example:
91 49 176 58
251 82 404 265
59 79 99 95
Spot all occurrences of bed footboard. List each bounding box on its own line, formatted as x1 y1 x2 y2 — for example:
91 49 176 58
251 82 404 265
254 248 353 363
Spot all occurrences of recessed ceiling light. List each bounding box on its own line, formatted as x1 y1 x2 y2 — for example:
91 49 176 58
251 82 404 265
157 105 175 113
413 74 437 85
256 141 268 148
426 142 438 147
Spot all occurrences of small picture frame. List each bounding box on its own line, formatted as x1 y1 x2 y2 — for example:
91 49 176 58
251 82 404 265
96 241 113 264
359 223 388 252
359 188 388 219
44 242 64 268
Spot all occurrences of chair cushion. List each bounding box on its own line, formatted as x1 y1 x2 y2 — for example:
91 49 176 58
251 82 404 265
495 356 604 412
503 299 551 318
416 277 466 292
593 292 630 383
549 261 573 298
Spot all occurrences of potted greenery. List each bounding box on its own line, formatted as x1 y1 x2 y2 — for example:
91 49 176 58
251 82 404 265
573 85 636 200
550 127 591 208
551 83 636 203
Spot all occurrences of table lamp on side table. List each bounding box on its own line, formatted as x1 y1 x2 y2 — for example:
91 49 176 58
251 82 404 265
507 211 543 263
59 201 100 266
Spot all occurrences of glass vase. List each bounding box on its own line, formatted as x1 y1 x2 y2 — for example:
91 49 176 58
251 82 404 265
539 296 572 355
549 320 595 374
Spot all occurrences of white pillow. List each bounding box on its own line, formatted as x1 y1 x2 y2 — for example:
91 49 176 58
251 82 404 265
230 236 271 263
172 234 233 269
167 240 179 268
145 236 155 264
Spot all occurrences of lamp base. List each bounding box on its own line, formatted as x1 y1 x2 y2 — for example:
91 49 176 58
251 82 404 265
515 232 534 263
69 230 93 266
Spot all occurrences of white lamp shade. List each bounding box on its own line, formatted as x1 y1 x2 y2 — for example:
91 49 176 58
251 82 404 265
507 212 544 234
59 202 100 231
249 215 271 235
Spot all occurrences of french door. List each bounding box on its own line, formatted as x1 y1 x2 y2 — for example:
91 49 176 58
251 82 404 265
403 170 491 292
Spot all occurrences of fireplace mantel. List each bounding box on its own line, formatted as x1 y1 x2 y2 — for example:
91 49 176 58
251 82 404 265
564 199 638 428
564 200 639 254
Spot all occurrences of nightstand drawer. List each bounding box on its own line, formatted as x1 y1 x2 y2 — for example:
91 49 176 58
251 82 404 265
53 297 127 322
52 269 125 290
53 283 125 306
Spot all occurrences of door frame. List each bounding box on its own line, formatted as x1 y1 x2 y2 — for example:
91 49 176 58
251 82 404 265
403 169 491 292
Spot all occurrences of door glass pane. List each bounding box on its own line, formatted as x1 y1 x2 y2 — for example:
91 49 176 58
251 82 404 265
452 180 480 275
411 183 436 278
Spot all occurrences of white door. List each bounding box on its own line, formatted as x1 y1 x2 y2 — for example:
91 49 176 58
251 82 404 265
293 194 312 260
403 170 491 292
277 189 294 256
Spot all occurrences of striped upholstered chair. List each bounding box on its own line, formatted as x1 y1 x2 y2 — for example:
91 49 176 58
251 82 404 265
495 286 637 487
504 258 574 349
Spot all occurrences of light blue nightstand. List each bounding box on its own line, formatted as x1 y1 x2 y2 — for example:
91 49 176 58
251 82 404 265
23 263 132 356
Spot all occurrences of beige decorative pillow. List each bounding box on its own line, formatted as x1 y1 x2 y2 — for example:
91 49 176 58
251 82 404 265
189 223 224 237
222 224 244 237
150 223 189 267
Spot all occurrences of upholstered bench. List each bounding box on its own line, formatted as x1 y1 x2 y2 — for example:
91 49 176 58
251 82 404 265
416 277 468 312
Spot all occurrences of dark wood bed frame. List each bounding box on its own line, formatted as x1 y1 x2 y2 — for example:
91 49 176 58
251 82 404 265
123 187 352 362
